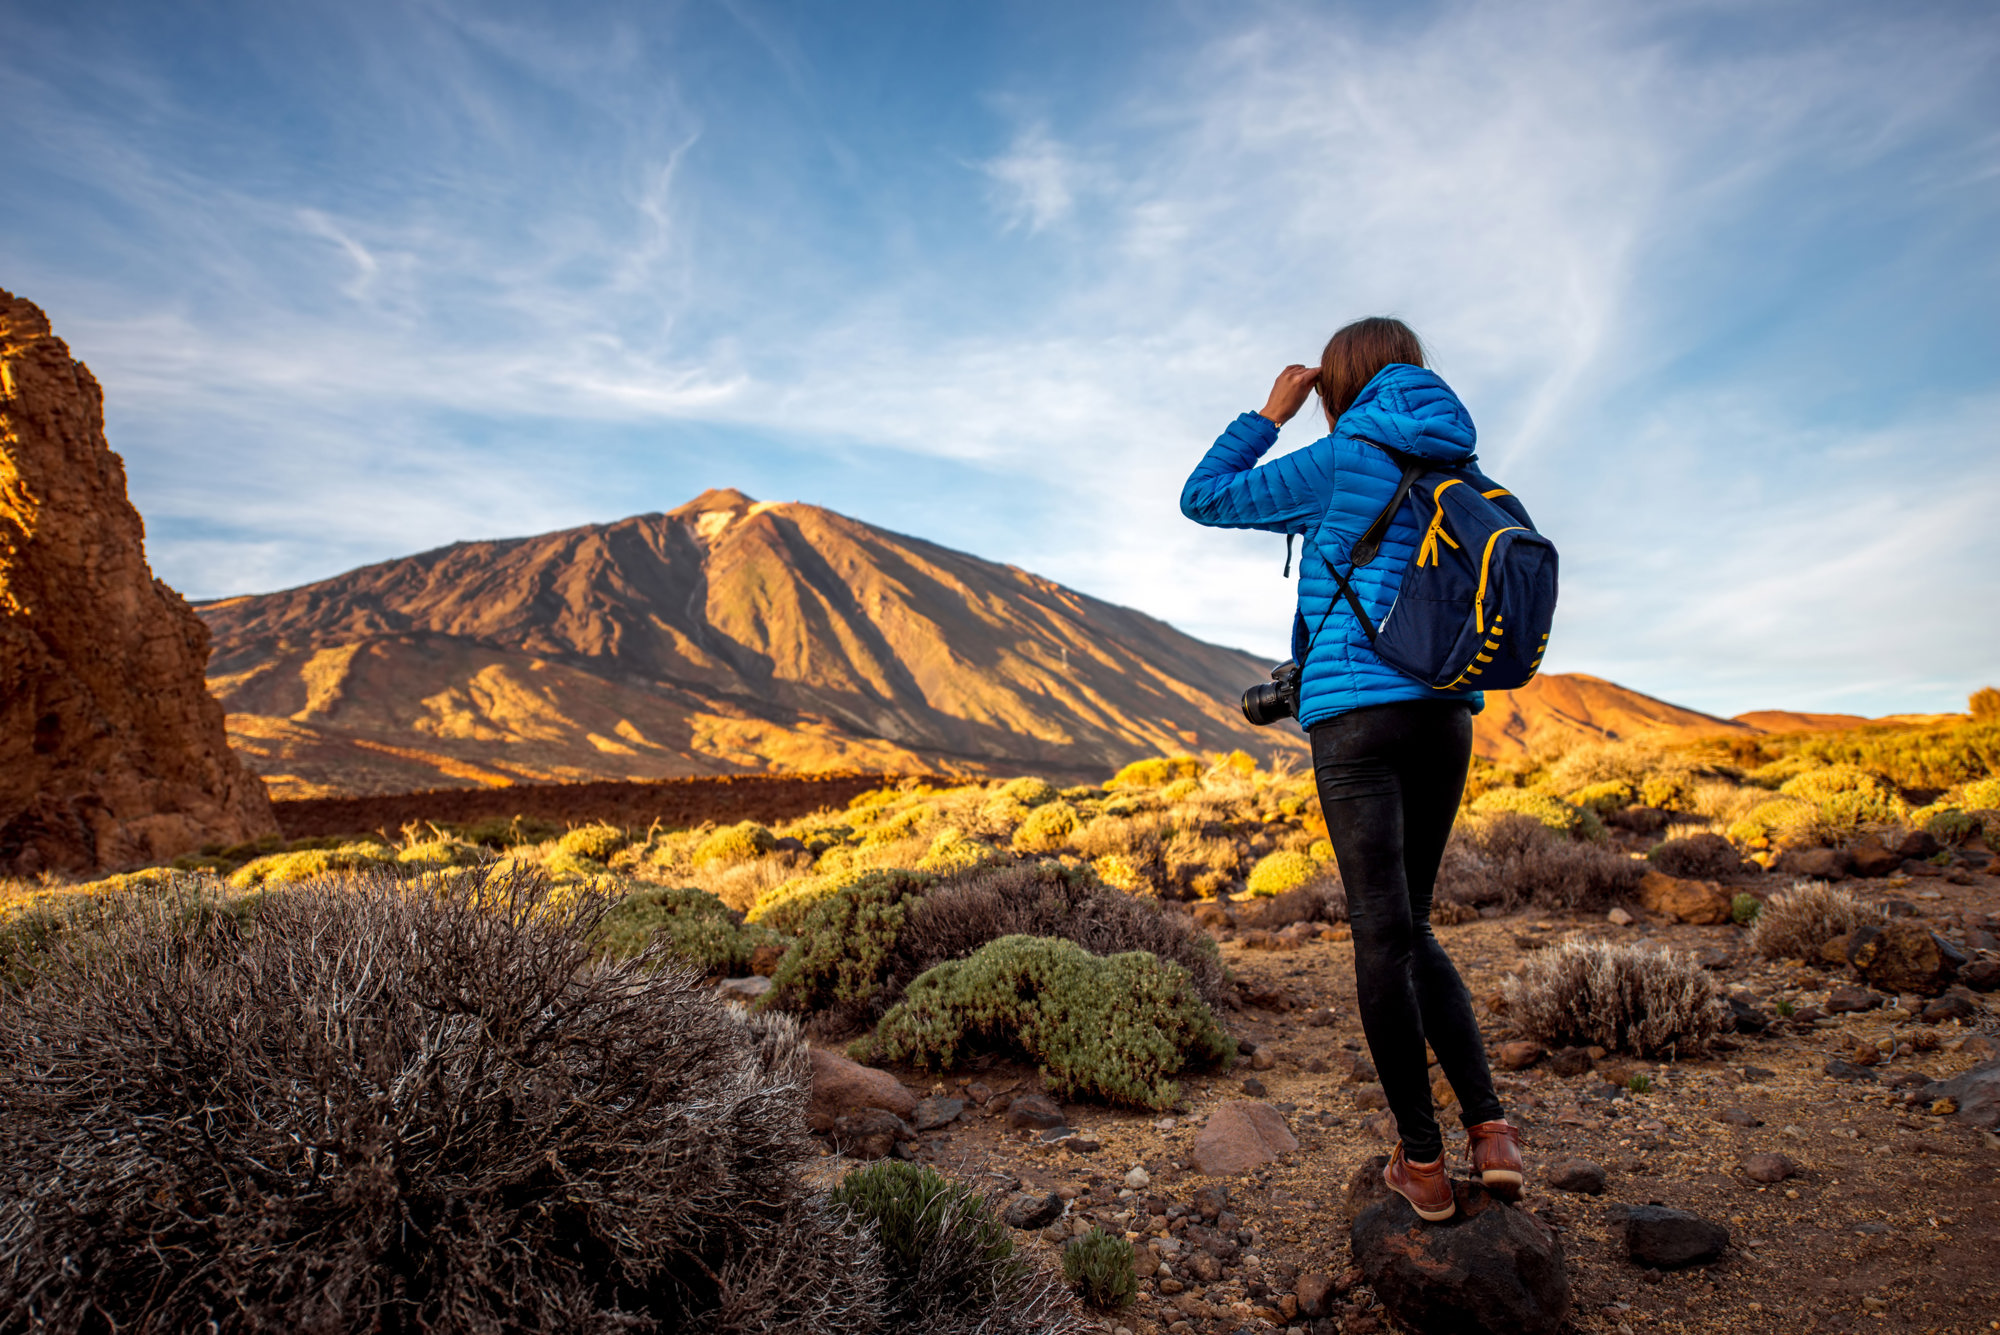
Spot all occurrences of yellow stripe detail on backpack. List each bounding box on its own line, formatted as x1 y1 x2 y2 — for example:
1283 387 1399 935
1473 527 1526 634
1416 479 1464 569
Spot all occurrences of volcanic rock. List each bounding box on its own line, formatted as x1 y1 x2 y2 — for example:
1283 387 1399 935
1191 1100 1299 1175
828 1108 913 1160
1351 1179 1572 1335
1004 1093 1067 1130
1847 836 1902 879
806 1048 918 1132
0 289 276 873
1740 1153 1796 1183
1638 871 1733 925
1918 1061 2000 1130
909 1096 964 1132
1776 847 1854 880
1624 1205 1729 1268
1964 960 2000 992
1846 923 1967 997
1547 1158 1607 1194
1000 1192 1063 1230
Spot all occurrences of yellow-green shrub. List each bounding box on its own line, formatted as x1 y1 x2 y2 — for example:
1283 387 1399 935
860 805 933 847
557 823 629 862
1957 777 2000 809
1158 778 1201 803
763 869 935 1014
916 829 1004 876
1244 849 1322 898
1471 788 1589 836
867 934 1234 1109
1306 839 1336 863
1777 765 1904 828
228 844 394 889
1011 801 1080 853
1566 780 1635 817
1106 756 1201 790
1725 796 1820 849
396 838 484 869
996 777 1060 808
692 821 776 868
1638 774 1693 811
596 884 781 976
1092 854 1148 893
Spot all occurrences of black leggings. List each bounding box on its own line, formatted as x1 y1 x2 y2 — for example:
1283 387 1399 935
1311 700 1502 1161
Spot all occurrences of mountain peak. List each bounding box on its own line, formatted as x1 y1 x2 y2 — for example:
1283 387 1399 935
669 488 759 519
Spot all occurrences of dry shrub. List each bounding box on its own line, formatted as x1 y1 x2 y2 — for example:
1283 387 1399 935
1469 787 1599 838
1646 833 1743 880
1777 765 1906 829
1011 800 1081 853
694 820 778 867
0 870 892 1333
1106 756 1202 789
1437 814 1642 913
1745 879 1878 961
1502 938 1728 1057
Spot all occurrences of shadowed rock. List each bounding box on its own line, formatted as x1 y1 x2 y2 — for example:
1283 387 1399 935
1351 1177 1572 1335
1625 1205 1729 1268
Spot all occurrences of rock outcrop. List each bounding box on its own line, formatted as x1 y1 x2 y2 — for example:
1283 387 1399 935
0 288 276 873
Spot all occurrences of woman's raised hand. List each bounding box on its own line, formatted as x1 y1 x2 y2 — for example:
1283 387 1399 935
1258 364 1320 426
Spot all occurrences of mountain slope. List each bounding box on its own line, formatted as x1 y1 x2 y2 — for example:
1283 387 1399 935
201 490 1305 796
1470 672 1755 760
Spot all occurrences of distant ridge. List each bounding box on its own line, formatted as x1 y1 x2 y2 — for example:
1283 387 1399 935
1471 672 1753 760
200 490 1307 797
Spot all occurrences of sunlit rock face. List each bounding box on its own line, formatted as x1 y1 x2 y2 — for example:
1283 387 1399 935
0 288 277 872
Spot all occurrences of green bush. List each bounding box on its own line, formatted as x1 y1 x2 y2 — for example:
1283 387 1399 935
557 822 630 862
830 1162 1066 1332
996 777 1060 808
1470 788 1589 836
1245 849 1322 897
598 885 783 976
764 870 935 1014
1637 774 1692 811
693 821 777 867
1062 1228 1137 1310
1730 892 1761 925
868 935 1234 1109
1011 800 1080 853
1566 780 1635 817
1106 756 1202 789
1926 808 1981 845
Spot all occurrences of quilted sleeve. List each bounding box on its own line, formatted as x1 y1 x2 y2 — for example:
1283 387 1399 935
1180 413 1335 534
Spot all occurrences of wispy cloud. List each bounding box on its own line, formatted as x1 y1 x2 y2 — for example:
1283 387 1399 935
2 0 1995 715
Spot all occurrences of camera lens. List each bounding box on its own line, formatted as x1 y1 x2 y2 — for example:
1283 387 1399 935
1241 680 1293 727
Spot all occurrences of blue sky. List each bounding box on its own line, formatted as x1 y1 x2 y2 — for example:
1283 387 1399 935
3 0 1995 718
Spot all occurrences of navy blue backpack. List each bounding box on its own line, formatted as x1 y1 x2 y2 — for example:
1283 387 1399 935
1315 442 1558 693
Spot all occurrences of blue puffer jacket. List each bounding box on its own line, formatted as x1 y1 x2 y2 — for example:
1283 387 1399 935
1181 363 1491 730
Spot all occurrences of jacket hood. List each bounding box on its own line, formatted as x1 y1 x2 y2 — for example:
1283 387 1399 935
1334 363 1476 463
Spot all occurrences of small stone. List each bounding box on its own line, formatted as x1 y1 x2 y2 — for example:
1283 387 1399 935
1713 1107 1762 1128
1547 1158 1607 1194
1294 1272 1335 1319
1846 922 1968 997
1001 1191 1063 1229
1824 1058 1878 1082
1006 1093 1067 1130
1183 1251 1223 1283
1921 993 1978 1023
1740 1153 1795 1184
1624 1205 1729 1269
807 1048 919 1133
1917 1060 2000 1130
1548 1047 1594 1077
1962 960 2000 992
1607 907 1635 926
1194 1184 1230 1219
829 1109 914 1160
716 975 773 1000
1241 1077 1268 1098
748 942 787 976
1251 1049 1277 1071
1825 985 1884 1014
1068 1136 1102 1153
1347 1054 1379 1083
1125 1166 1152 1191
1496 1041 1545 1070
910 1096 964 1132
1352 1084 1389 1111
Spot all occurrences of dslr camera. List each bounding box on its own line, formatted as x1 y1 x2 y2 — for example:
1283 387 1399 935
1241 659 1301 727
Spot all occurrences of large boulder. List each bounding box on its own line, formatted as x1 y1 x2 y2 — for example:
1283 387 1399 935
1190 1100 1299 1175
1351 1178 1572 1335
1846 923 1968 997
0 289 276 872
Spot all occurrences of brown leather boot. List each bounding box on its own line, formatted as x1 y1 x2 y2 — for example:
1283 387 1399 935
1383 1143 1456 1221
1467 1119 1524 1197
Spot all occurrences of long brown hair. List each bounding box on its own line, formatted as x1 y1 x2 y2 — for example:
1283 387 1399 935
1317 317 1425 425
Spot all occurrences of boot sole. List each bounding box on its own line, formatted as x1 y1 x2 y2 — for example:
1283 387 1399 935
1384 1176 1457 1221
1481 1169 1523 1198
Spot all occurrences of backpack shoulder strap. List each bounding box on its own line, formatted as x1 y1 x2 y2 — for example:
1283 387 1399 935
1348 438 1430 568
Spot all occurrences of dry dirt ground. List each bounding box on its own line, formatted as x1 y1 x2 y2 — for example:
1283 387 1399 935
863 872 2000 1335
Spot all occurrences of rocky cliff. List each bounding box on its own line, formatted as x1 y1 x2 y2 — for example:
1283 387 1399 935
0 288 277 872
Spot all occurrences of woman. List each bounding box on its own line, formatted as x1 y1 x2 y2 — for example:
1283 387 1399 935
1180 317 1522 1222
